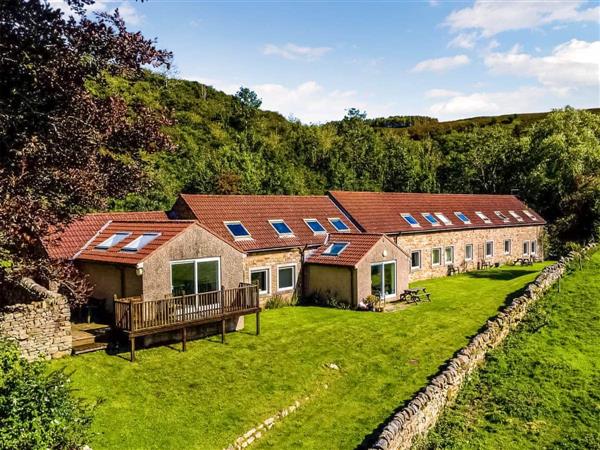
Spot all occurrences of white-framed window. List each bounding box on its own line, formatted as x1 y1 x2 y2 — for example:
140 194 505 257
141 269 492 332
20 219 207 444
431 247 442 266
250 267 270 295
96 232 131 250
504 239 512 255
523 210 538 221
485 241 494 258
304 218 326 234
269 219 294 237
454 212 471 224
328 217 350 232
523 241 530 255
224 221 252 240
531 240 537 255
508 210 524 222
371 260 397 298
494 211 510 222
122 233 161 252
422 213 440 226
170 257 221 296
410 250 421 270
323 242 349 256
445 246 454 265
475 211 492 224
434 212 453 225
277 264 296 292
401 213 421 228
465 244 473 261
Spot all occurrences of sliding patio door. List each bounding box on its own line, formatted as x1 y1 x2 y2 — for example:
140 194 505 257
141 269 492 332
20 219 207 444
371 261 396 299
171 258 221 296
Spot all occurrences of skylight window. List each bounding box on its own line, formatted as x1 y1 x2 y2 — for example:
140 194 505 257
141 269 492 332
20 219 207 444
328 218 350 232
454 212 471 224
434 212 452 226
323 242 348 256
401 213 420 228
421 213 440 226
95 232 131 250
304 219 326 234
121 233 160 252
475 211 492 224
509 210 524 222
523 210 538 221
269 220 294 237
224 221 251 240
495 211 510 222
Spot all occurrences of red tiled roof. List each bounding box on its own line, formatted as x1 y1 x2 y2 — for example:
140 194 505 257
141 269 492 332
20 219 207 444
46 211 169 260
306 233 391 267
75 220 195 265
174 194 359 252
328 191 545 234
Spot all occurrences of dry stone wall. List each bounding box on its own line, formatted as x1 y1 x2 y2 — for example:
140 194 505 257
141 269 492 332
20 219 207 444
0 278 71 360
370 243 596 450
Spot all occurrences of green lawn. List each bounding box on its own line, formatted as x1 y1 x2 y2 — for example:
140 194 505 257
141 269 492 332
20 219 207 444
55 262 550 450
422 251 600 450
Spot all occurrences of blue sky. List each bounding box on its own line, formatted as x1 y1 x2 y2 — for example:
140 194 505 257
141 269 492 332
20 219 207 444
54 0 600 122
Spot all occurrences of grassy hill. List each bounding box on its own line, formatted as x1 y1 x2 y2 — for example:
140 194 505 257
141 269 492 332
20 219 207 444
422 249 600 449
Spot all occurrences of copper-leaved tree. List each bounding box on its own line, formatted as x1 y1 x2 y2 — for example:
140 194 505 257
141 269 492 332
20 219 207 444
0 0 173 303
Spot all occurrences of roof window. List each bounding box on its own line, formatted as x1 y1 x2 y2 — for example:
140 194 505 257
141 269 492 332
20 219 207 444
323 242 349 256
269 220 294 237
475 211 492 224
304 219 326 234
421 213 440 226
95 232 131 250
495 211 510 222
509 210 524 222
434 212 453 225
454 212 471 224
224 221 252 240
523 210 538 221
328 218 350 232
122 233 161 252
401 213 421 228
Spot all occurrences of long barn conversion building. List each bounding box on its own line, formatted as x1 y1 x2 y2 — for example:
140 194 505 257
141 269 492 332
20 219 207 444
47 191 545 353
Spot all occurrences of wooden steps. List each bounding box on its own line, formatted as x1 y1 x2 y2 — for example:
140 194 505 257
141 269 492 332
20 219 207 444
72 322 111 355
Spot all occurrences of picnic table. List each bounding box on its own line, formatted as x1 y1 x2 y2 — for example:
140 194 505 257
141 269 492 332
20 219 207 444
514 257 534 266
399 287 431 303
479 261 492 270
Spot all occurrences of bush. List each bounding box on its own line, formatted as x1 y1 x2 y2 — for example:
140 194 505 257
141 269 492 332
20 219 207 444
303 291 352 310
265 294 289 309
0 339 94 449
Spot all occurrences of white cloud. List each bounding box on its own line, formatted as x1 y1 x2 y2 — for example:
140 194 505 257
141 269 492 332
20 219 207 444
448 32 478 49
429 86 547 118
252 81 368 123
411 54 470 73
48 0 144 26
484 39 600 89
262 43 333 61
445 0 600 36
425 89 463 98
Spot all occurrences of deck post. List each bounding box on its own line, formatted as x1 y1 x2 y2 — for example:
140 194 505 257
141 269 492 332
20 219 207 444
256 310 260 336
130 336 135 362
182 327 187 352
221 319 225 343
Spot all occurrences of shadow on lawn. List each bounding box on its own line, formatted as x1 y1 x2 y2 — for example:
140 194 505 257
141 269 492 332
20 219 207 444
354 273 537 450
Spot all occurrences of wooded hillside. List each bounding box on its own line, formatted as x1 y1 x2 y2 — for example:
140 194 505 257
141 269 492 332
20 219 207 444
104 73 600 254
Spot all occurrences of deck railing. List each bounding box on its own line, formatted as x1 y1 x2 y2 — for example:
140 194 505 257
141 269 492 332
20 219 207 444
114 284 260 335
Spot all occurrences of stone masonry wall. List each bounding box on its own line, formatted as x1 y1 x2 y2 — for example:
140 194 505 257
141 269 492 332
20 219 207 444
369 242 596 450
396 225 544 282
0 278 71 360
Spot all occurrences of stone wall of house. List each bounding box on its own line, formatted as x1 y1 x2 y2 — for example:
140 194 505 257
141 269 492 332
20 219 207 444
244 248 303 306
369 243 596 450
395 225 544 282
0 278 71 360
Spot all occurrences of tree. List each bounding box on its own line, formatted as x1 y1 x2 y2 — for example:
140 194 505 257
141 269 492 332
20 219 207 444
0 0 173 303
235 86 262 109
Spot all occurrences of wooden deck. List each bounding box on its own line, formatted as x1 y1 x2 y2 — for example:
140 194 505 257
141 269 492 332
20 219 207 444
114 284 260 361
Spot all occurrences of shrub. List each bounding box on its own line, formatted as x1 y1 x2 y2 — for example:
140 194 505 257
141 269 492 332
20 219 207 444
303 291 352 310
265 294 288 309
0 339 94 449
